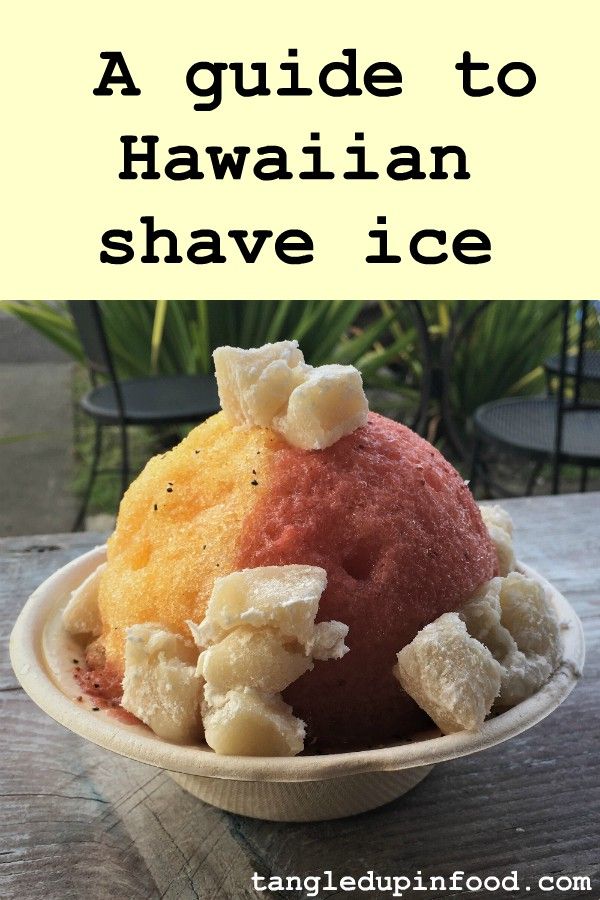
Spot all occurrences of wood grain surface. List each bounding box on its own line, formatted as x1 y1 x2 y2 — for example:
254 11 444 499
1 494 598 900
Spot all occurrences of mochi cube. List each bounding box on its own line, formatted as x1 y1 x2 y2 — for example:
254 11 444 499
488 524 516 576
479 504 516 576
275 364 369 451
496 572 560 705
213 341 308 427
189 564 348 755
197 626 312 693
62 562 106 637
460 573 561 707
459 577 516 661
202 686 305 756
213 341 369 451
460 579 530 705
190 565 328 649
121 624 203 744
307 620 350 661
500 572 560 663
479 504 514 537
394 613 502 733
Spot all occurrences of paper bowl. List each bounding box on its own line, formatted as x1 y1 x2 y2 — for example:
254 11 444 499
10 546 584 821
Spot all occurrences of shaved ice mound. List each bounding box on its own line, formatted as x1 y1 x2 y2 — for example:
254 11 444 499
237 412 497 747
92 410 497 750
95 413 283 669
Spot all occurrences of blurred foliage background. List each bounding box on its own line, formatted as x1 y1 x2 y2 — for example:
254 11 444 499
3 298 566 409
2 298 581 514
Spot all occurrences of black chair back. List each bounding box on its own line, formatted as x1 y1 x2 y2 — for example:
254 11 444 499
68 302 114 376
552 300 599 490
560 300 599 411
68 301 125 415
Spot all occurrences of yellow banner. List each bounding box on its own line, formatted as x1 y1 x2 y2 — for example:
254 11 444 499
0 1 597 300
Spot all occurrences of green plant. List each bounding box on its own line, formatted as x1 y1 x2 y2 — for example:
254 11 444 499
3 300 423 515
2 298 572 445
2 300 415 378
449 301 564 421
397 301 566 450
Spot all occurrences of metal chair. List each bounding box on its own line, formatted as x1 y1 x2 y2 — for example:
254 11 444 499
470 301 600 496
70 301 220 530
544 300 600 389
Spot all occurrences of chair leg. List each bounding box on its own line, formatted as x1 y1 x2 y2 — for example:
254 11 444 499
579 466 589 493
469 438 481 495
73 421 103 532
525 459 544 496
120 423 130 499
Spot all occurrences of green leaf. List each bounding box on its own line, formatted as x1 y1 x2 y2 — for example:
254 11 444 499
151 300 168 373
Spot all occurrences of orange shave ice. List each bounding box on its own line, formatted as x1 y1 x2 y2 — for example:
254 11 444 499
89 410 497 749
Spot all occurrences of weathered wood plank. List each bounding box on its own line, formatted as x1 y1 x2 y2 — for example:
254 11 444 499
1 671 598 899
0 691 262 900
1 494 598 900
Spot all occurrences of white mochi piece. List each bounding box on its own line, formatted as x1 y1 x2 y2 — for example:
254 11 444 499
479 504 514 538
459 577 516 661
202 686 305 757
213 341 308 427
62 562 106 637
394 613 502 734
274 364 369 450
190 565 328 649
212 342 369 450
479 505 516 576
197 626 312 694
460 573 561 707
306 620 349 661
121 624 203 744
394 538 562 735
189 564 349 756
496 572 561 704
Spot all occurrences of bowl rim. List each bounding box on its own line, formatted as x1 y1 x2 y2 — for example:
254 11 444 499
10 545 585 783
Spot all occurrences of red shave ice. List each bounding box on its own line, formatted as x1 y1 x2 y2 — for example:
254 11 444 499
236 412 497 749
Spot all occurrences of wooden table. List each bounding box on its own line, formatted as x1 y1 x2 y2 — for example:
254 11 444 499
1 494 598 900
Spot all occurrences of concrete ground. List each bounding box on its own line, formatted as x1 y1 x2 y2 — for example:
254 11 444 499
0 311 77 536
